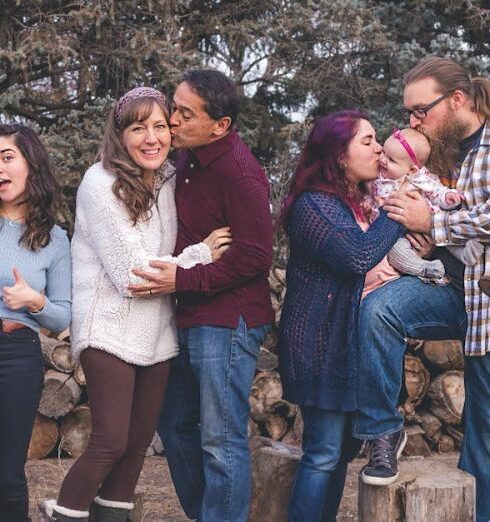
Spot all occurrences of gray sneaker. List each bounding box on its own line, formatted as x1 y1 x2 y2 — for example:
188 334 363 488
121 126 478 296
360 429 407 486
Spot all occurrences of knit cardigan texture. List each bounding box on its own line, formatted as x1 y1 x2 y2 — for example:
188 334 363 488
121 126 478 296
278 191 405 411
70 162 211 365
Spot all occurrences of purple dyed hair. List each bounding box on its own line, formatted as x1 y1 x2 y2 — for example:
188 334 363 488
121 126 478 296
280 109 369 226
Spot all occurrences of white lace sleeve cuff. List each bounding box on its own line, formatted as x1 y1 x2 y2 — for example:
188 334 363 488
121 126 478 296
153 242 213 270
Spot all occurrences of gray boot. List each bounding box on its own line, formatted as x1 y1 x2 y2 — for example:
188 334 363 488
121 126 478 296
89 497 134 522
39 499 89 521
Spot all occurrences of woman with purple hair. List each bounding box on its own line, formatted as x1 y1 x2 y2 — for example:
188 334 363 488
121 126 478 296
40 88 231 522
278 110 405 520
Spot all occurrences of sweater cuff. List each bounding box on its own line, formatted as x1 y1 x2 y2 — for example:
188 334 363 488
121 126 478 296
431 210 451 246
28 298 70 333
176 266 196 292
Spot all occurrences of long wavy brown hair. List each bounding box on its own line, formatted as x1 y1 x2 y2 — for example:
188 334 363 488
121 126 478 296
0 124 61 251
99 97 171 225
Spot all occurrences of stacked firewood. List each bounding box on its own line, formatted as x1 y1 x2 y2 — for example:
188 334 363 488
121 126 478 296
28 268 465 460
27 333 91 460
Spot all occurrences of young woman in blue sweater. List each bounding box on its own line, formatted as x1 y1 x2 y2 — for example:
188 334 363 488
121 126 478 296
279 110 405 521
0 124 71 521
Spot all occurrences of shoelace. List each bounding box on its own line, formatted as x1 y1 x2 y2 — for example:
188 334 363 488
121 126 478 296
368 436 394 469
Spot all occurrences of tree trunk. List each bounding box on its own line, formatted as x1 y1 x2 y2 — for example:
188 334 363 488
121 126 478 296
27 414 59 460
59 403 92 458
249 436 302 522
358 459 475 521
39 370 82 418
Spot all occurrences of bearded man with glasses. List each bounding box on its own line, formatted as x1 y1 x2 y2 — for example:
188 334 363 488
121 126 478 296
353 56 490 522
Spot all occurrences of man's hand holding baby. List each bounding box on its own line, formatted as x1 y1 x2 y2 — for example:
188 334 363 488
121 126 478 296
383 190 432 233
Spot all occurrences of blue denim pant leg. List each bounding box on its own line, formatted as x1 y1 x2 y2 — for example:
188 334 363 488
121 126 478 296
288 407 349 522
158 329 202 519
159 317 269 522
353 276 467 440
458 353 490 522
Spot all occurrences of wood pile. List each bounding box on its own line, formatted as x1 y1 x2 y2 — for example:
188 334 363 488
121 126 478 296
28 269 465 460
27 332 91 460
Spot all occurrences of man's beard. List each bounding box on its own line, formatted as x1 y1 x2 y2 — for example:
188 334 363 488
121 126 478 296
423 113 471 179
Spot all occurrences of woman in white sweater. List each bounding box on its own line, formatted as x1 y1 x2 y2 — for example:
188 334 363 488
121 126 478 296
41 88 230 522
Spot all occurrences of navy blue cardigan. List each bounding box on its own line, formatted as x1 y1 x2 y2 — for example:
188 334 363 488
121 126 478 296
278 191 405 411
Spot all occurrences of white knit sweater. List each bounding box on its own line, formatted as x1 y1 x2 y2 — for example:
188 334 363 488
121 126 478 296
70 162 212 365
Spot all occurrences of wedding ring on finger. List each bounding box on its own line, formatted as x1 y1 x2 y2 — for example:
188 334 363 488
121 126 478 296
213 242 219 250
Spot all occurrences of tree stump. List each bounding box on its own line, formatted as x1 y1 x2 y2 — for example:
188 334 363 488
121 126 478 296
59 403 92 457
358 458 475 521
39 370 82 418
249 436 302 522
27 414 59 460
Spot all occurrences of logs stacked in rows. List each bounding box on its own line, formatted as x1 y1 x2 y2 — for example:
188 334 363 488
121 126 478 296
29 269 465 459
27 333 91 460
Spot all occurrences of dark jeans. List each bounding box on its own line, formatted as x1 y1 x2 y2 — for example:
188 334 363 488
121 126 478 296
57 348 170 511
288 407 350 522
158 317 270 522
0 328 44 522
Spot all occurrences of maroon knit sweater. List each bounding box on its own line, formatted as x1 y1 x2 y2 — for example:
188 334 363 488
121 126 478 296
174 129 274 329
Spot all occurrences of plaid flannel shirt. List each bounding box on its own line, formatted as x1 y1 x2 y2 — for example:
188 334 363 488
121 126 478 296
432 118 490 356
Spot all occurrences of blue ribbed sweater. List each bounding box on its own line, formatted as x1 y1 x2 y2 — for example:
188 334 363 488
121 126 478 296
278 192 405 411
0 218 72 333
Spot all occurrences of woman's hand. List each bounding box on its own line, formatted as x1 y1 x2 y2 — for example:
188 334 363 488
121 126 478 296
2 268 45 312
406 233 436 258
203 227 233 262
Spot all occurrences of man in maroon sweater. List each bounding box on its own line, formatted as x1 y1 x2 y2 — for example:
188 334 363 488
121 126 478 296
131 70 274 522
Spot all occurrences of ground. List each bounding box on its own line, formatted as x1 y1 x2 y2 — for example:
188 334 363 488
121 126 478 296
27 453 459 521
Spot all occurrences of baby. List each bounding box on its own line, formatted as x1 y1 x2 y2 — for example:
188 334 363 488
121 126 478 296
364 128 483 283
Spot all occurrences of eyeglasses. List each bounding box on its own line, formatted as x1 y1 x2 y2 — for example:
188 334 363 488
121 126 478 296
405 93 450 120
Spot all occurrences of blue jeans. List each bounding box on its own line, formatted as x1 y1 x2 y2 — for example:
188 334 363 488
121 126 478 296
0 328 43 522
353 276 467 440
288 408 350 522
353 276 490 521
459 354 490 522
158 317 270 522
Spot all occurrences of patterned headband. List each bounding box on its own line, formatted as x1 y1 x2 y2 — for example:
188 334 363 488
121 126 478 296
114 87 168 128
392 129 422 169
